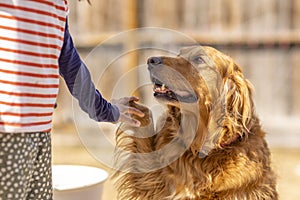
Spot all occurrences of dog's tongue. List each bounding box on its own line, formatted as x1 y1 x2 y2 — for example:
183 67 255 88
173 89 191 97
153 84 192 99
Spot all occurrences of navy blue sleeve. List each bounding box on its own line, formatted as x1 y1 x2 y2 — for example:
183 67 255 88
58 20 120 122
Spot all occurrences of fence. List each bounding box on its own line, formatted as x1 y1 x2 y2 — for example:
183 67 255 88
68 0 300 45
54 0 300 146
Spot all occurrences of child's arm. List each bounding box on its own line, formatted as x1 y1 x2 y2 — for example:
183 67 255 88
58 20 143 125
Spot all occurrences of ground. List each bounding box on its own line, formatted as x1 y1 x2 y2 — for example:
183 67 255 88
52 123 300 200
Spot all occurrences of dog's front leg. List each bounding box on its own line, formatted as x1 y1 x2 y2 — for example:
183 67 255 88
115 102 166 199
115 101 155 154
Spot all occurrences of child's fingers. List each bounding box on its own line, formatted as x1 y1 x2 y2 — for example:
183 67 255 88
126 106 145 117
119 114 141 127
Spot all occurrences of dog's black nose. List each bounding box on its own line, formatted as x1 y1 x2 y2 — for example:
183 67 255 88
147 57 162 65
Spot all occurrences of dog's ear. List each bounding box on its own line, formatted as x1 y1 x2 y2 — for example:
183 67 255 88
222 64 254 142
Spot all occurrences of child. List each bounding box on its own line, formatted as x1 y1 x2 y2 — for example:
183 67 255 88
0 0 143 199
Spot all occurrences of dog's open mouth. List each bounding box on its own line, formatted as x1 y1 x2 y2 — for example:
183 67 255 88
152 78 197 103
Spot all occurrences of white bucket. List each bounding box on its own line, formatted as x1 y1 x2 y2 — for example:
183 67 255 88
52 165 109 200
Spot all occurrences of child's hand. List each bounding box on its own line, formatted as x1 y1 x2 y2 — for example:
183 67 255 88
111 96 145 127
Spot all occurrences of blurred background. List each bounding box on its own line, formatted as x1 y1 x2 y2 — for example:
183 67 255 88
52 0 300 199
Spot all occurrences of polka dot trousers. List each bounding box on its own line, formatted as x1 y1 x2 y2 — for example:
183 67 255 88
0 132 52 200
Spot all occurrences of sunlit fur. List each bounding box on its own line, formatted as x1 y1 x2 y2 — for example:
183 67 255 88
114 46 278 200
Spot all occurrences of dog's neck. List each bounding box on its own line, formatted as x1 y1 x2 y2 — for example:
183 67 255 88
219 117 259 149
220 133 242 148
197 132 248 158
166 105 249 158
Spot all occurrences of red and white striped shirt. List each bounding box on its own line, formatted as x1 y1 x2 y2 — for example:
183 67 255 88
0 0 68 132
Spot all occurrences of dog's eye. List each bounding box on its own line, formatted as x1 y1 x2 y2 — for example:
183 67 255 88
193 56 205 64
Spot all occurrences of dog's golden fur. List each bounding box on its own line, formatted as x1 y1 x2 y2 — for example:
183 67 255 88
114 46 278 200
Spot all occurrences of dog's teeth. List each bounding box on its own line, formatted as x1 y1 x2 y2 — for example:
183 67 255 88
162 84 165 91
154 88 160 92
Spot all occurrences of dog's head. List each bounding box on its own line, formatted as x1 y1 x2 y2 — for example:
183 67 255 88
147 46 255 157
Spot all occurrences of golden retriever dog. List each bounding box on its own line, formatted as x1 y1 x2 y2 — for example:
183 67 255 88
114 46 278 200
